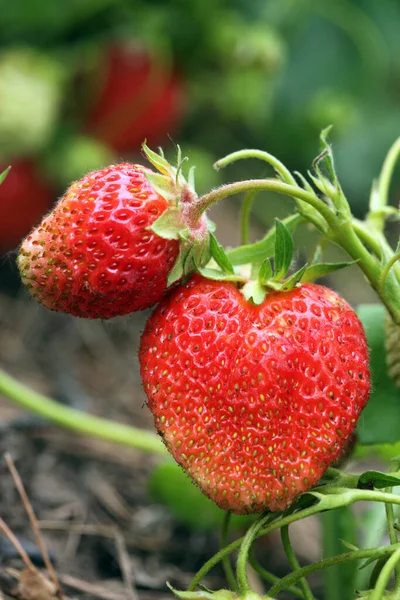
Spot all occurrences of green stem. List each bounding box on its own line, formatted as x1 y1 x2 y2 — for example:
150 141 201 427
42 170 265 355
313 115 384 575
0 369 166 455
370 547 400 600
378 137 400 214
188 488 400 591
196 179 337 228
281 525 315 600
248 553 305 599
236 513 272 596
240 191 256 245
269 543 400 598
214 149 297 186
220 513 237 592
188 503 323 591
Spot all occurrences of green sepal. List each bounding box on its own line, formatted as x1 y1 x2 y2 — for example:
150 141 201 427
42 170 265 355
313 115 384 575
273 219 294 280
301 260 357 283
258 259 273 284
144 171 176 202
241 280 267 304
142 141 173 176
150 207 184 240
311 128 352 219
197 266 246 283
209 233 234 274
226 213 302 266
168 237 212 287
281 264 308 291
358 470 400 489
314 125 337 184
167 584 237 600
0 166 11 185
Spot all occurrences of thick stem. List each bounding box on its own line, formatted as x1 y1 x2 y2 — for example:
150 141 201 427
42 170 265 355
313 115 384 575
281 525 315 600
0 369 166 455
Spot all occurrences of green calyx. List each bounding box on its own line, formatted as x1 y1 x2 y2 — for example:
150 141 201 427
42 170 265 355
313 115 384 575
200 217 355 305
142 142 215 286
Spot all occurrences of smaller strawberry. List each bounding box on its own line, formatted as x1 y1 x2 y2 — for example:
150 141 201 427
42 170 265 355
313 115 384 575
18 145 212 319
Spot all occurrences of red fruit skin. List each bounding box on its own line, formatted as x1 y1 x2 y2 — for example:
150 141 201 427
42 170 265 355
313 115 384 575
18 163 179 319
140 275 371 514
84 45 185 152
0 161 54 253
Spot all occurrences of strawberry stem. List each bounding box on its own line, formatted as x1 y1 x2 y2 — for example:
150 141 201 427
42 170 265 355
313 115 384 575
220 512 237 592
236 513 274 596
281 525 315 600
0 369 166 455
369 547 400 600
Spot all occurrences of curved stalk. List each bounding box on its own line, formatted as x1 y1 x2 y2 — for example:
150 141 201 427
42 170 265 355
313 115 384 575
236 513 273 596
196 179 337 228
0 369 166 455
281 525 315 600
214 149 296 186
370 547 400 600
220 513 237 591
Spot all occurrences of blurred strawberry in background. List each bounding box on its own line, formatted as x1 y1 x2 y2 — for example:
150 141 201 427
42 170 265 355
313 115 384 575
83 43 186 153
0 161 54 253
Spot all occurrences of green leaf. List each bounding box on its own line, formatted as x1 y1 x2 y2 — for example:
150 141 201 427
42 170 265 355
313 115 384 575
258 259 272 284
301 261 357 282
273 219 294 280
358 470 400 489
0 166 11 185
148 460 255 532
209 234 234 274
357 304 400 445
150 208 183 240
281 264 308 291
226 213 302 266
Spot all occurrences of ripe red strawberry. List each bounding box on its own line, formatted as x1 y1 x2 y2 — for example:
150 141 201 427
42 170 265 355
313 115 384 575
18 151 211 319
0 160 54 253
84 43 185 152
140 275 370 514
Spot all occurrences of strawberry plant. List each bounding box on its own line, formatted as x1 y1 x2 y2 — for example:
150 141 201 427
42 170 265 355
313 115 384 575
1 130 400 600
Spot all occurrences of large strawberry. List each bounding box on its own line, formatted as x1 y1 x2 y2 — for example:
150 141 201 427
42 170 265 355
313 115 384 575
18 147 212 319
140 274 370 514
0 161 54 253
84 43 185 153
